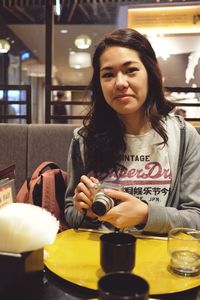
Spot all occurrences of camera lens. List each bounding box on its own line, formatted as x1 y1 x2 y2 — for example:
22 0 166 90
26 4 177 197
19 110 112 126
91 192 115 216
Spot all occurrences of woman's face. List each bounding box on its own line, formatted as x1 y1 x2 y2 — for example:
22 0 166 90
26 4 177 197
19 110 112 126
99 46 148 121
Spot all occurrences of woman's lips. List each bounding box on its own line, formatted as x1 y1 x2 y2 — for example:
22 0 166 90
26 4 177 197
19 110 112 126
114 94 134 101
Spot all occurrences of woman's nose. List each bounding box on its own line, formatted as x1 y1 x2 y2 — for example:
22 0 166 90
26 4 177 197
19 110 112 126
115 73 128 89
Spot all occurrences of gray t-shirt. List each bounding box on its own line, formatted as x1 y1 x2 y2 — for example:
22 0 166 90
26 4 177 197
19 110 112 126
102 129 171 206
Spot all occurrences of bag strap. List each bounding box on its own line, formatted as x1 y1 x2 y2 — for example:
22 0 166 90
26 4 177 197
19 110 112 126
167 116 186 207
55 170 67 216
31 161 60 179
40 170 67 221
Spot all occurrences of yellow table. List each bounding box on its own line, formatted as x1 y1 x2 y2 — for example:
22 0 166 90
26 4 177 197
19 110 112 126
44 229 200 295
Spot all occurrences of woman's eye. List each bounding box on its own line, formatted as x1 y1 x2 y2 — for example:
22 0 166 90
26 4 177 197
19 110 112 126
102 72 113 78
127 67 138 74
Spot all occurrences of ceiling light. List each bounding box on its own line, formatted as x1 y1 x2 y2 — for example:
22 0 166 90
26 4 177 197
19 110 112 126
69 52 91 69
74 35 92 50
60 29 68 34
55 0 61 16
0 39 11 54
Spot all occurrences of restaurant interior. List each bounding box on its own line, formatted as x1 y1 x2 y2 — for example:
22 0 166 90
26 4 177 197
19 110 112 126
0 0 200 125
0 1 200 300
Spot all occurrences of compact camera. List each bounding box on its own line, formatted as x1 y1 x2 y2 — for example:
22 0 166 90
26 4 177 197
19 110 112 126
91 182 124 216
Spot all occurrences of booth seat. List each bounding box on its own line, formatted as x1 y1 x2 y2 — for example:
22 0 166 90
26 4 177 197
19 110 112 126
0 124 78 192
0 123 199 193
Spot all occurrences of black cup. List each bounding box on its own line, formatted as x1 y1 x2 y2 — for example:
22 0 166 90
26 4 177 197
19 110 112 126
100 232 136 273
98 272 149 300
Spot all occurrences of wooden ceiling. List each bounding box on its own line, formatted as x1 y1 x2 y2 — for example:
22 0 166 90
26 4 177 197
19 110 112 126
0 0 198 25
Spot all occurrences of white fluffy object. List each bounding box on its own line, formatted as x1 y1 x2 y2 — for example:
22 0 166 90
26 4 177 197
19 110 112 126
0 203 59 253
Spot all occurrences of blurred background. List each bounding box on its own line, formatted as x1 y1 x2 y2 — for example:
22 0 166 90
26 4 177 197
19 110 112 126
0 0 200 124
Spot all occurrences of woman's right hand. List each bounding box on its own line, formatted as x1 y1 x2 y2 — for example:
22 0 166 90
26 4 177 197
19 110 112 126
73 175 99 218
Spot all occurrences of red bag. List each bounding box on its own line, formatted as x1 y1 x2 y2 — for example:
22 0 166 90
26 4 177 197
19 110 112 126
16 161 68 231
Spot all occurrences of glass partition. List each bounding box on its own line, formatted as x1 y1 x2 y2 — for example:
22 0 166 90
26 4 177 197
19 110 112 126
0 85 31 123
165 87 200 121
0 3 45 123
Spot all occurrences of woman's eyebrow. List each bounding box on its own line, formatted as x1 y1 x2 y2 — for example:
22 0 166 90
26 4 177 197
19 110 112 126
100 66 112 72
100 60 140 72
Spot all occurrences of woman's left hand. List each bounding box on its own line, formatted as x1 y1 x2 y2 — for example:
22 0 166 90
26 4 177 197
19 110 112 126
99 189 149 229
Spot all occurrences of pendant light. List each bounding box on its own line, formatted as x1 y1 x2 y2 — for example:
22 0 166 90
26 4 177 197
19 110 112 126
74 35 92 50
0 39 11 54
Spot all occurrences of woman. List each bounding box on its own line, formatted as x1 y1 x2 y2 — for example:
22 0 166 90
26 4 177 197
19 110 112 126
64 28 200 233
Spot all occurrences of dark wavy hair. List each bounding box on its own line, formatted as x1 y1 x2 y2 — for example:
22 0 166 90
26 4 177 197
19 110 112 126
79 28 174 177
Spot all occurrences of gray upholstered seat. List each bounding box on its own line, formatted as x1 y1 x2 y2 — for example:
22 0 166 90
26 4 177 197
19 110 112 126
0 124 78 192
0 124 27 192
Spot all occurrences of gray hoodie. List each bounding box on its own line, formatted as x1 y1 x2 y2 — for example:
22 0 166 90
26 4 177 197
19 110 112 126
64 115 200 233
